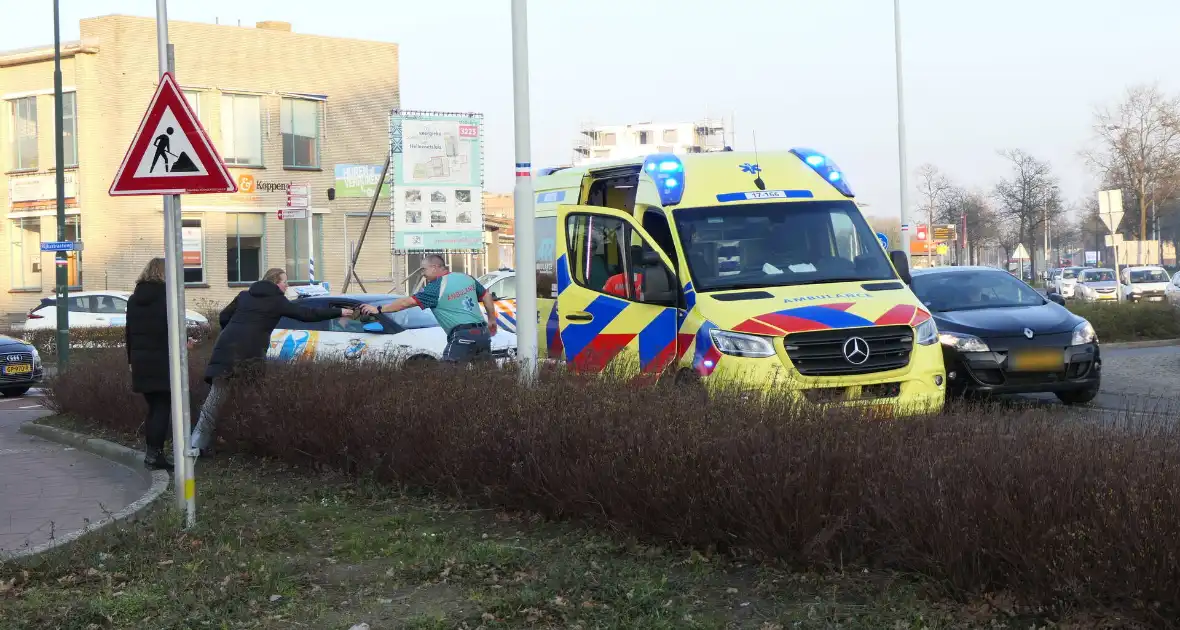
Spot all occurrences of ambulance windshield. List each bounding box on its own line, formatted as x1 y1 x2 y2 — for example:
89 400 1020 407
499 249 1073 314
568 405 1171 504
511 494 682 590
673 200 896 292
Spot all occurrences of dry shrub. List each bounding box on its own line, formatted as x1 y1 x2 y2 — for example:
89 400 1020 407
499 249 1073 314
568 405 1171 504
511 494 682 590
45 350 1180 624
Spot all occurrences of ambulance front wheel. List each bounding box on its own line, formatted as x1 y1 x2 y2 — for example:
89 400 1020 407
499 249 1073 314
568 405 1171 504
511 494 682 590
674 369 709 402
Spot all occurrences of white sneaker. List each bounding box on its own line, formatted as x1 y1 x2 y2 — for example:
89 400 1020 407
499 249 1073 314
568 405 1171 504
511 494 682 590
190 427 211 452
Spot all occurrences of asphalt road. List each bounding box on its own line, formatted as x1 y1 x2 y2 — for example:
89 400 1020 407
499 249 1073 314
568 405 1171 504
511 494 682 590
0 389 147 556
1010 343 1179 425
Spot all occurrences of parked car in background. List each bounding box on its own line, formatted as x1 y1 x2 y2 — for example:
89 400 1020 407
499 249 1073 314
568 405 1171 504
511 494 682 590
1075 268 1119 303
1167 272 1180 307
911 266 1100 405
0 333 44 397
1119 266 1171 303
269 293 517 364
23 291 209 332
1052 266 1084 299
476 268 518 333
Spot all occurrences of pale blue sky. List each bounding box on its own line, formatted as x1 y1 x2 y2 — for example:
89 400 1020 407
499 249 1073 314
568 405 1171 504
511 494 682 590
5 1 1179 219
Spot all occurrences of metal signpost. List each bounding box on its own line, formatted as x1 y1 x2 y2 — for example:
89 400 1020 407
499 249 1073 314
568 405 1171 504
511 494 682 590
287 183 313 282
511 0 538 383
1098 189 1125 303
52 0 70 369
109 0 237 528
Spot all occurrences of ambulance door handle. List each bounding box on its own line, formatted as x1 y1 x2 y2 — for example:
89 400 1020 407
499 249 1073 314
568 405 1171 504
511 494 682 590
565 312 593 322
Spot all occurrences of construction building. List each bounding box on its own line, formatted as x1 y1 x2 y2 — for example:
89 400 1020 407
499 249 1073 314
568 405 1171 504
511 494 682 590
571 118 732 166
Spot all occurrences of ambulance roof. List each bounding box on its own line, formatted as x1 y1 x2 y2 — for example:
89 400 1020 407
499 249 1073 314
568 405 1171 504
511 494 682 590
534 149 853 210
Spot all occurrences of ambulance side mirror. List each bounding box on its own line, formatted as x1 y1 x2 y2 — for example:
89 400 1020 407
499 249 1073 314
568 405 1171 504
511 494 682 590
890 250 912 285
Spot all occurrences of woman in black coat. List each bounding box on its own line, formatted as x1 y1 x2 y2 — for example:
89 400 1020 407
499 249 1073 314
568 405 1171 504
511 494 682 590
189 268 353 453
126 257 188 470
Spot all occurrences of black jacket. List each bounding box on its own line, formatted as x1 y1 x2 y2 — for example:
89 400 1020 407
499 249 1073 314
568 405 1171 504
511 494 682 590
204 280 342 383
126 281 171 393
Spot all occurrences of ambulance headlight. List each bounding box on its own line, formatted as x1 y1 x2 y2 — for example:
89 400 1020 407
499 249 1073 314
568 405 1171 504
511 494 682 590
915 318 939 346
710 329 776 358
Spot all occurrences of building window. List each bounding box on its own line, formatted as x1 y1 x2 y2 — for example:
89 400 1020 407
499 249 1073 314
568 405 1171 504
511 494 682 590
219 94 263 166
663 129 678 144
281 98 320 168
284 215 324 282
637 131 651 145
62 92 78 167
182 217 204 284
601 132 616 147
182 90 201 122
9 96 38 171
64 215 82 289
9 217 42 290
227 213 265 284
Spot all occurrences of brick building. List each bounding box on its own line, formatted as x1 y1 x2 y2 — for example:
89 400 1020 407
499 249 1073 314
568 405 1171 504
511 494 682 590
0 15 400 318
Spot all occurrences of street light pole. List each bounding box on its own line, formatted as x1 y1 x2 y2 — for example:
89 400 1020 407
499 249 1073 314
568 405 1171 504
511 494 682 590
893 0 911 260
52 0 70 369
510 0 538 384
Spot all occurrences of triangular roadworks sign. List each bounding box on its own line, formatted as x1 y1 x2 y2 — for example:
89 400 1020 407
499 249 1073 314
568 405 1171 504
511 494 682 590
109 72 236 196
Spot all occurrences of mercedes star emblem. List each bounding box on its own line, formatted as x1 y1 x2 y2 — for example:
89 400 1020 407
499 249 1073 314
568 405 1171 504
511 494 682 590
1024 328 1034 339
842 336 870 365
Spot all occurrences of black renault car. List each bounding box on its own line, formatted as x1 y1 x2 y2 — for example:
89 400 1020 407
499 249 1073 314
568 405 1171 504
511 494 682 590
0 333 44 397
910 266 1100 404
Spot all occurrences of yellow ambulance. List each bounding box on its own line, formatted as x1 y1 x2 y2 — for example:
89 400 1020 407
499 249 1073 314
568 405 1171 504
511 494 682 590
532 149 945 415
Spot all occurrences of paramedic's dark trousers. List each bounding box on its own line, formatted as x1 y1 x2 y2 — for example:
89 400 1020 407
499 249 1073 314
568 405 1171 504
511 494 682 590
442 323 492 362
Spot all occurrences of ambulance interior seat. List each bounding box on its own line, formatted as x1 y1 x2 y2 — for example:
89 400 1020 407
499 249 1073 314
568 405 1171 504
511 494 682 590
641 209 678 270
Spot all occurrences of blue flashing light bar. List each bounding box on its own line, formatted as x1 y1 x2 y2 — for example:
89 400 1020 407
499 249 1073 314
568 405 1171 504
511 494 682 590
642 153 685 206
789 147 855 197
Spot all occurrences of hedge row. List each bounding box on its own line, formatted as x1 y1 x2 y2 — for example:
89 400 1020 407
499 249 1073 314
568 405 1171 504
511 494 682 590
1067 301 1180 343
45 349 1180 625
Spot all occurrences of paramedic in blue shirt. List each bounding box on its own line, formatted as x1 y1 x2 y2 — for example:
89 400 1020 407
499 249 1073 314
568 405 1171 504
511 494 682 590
359 254 498 362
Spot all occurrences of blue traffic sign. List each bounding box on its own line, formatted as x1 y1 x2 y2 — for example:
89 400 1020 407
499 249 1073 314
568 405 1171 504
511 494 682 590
40 241 82 252
876 232 889 250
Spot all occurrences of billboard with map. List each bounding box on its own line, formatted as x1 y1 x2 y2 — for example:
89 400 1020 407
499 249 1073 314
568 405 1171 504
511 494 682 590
390 111 484 251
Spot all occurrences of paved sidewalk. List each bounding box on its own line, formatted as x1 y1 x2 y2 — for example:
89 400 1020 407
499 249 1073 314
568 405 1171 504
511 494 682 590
0 392 148 556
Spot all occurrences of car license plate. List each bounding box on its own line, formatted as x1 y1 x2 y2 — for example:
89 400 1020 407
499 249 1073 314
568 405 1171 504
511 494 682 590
3 363 32 375
862 404 894 420
1149 296 1163 302
1009 349 1064 372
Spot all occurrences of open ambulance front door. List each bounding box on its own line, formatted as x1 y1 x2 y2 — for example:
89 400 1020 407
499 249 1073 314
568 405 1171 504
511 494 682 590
554 205 681 377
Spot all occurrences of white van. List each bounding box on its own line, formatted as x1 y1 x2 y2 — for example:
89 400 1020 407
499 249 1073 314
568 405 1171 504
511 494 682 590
1120 266 1171 303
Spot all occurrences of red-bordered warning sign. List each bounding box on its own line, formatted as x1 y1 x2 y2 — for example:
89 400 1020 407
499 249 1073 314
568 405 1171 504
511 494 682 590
109 72 236 196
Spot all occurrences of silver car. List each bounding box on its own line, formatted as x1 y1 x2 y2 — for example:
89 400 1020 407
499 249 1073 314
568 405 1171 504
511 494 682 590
1076 268 1119 303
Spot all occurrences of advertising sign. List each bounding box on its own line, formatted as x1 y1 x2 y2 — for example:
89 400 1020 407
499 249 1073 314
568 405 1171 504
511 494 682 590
390 110 484 251
182 226 203 266
335 164 390 198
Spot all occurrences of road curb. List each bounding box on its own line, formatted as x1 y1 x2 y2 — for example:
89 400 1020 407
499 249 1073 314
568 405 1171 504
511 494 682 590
1103 338 1180 350
3 422 170 561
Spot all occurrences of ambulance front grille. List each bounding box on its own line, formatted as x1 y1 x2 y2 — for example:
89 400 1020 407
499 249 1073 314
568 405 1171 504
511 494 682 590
784 325 913 377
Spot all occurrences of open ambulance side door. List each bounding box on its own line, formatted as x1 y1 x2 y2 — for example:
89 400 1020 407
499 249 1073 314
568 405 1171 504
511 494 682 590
554 205 681 377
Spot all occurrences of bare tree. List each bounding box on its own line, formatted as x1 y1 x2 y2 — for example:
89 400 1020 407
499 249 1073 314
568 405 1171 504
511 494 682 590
1083 84 1180 263
915 163 953 235
993 149 1062 282
995 220 1022 273
935 187 998 265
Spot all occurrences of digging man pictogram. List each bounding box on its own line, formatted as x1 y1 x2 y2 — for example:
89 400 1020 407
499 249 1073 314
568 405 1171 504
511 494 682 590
150 126 199 173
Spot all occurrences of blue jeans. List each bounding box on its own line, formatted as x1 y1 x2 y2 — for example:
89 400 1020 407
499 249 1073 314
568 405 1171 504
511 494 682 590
442 324 492 363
